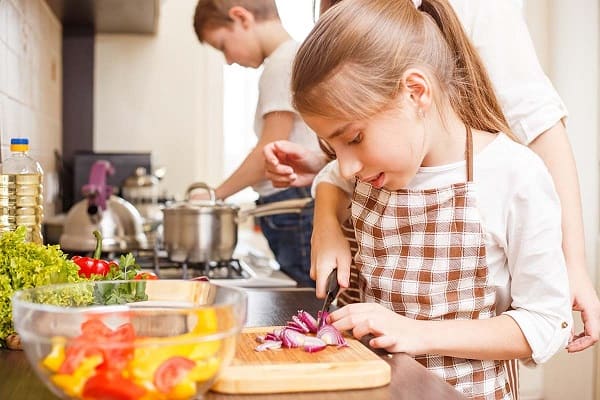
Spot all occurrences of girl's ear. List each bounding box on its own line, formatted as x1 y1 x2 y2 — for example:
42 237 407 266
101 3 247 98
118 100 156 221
228 6 255 29
401 69 433 114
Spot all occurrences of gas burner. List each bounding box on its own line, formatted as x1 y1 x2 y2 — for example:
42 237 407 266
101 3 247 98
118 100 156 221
130 248 252 280
158 259 251 280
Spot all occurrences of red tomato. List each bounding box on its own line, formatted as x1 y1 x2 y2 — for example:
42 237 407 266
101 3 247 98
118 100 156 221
154 356 196 394
82 371 146 400
134 271 159 280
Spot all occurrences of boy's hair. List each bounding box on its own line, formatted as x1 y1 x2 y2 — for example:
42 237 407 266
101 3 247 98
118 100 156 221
193 0 280 42
294 0 515 140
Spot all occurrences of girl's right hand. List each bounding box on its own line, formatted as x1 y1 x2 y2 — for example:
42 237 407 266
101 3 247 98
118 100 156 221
311 218 352 298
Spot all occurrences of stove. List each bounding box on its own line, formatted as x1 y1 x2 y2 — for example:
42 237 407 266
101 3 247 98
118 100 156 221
133 248 297 288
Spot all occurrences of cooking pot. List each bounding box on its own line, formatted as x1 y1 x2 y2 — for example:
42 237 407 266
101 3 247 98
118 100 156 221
163 182 312 263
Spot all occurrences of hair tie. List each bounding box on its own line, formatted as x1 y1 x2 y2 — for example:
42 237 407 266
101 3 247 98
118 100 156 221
413 0 422 9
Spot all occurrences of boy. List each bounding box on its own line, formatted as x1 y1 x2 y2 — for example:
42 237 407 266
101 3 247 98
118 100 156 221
193 0 322 287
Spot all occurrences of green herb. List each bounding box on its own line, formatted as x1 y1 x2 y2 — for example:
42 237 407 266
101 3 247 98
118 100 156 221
92 254 148 305
0 227 83 347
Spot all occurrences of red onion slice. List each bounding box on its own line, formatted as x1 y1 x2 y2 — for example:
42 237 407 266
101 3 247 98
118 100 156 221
303 336 327 353
255 340 283 352
296 310 318 333
281 328 308 348
317 324 348 346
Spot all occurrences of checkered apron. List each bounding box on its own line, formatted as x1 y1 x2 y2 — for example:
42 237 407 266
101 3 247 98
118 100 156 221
350 128 513 399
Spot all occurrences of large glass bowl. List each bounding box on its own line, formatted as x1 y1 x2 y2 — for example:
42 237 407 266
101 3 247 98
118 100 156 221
12 280 247 400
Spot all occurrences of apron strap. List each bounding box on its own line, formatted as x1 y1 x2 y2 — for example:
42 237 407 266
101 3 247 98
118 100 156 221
465 125 474 182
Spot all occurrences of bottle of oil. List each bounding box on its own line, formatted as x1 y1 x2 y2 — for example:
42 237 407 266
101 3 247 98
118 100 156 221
2 138 43 175
1 138 44 243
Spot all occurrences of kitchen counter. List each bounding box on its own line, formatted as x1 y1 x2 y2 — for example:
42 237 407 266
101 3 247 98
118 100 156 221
0 288 466 400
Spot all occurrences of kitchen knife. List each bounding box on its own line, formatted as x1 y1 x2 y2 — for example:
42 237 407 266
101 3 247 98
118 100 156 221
319 268 340 324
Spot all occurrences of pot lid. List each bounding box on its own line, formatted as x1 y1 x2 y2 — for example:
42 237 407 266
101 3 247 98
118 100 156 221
164 199 240 213
123 167 159 188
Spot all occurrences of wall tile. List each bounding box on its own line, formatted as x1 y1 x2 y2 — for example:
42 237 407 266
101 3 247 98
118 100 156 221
1 0 62 215
0 40 5 96
5 0 22 54
5 46 19 101
0 0 7 44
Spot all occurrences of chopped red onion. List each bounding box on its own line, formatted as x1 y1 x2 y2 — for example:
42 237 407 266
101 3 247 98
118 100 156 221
291 315 311 333
303 336 327 353
317 324 348 347
317 310 330 329
281 328 308 348
255 340 283 352
297 310 318 333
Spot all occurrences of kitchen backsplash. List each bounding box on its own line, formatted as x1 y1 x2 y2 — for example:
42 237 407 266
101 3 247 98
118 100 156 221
0 0 62 216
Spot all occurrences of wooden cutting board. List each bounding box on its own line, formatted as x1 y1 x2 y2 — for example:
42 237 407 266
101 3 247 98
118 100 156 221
211 326 391 394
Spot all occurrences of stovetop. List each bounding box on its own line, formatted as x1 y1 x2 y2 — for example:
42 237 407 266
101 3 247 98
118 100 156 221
132 249 297 288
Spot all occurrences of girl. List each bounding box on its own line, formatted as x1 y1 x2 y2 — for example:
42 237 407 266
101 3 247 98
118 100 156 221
291 0 572 398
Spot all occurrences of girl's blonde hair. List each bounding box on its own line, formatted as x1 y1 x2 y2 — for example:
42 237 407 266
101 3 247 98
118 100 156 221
293 0 515 140
193 0 280 43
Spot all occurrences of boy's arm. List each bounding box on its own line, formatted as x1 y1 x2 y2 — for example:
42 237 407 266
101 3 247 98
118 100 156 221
214 111 294 200
528 121 600 352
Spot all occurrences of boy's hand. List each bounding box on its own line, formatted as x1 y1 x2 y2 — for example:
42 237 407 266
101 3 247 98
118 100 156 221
263 140 327 188
567 270 600 352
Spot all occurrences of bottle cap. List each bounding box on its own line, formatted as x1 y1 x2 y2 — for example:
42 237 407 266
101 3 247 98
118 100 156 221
10 138 29 152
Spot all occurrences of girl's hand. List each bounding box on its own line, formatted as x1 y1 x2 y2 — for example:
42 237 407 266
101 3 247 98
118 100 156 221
329 303 428 355
310 219 352 298
263 140 326 188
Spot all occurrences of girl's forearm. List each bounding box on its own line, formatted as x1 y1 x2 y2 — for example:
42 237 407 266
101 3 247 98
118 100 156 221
314 182 351 223
421 315 531 360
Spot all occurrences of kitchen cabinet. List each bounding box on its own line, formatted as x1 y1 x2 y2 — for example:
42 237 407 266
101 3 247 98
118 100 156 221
44 0 161 34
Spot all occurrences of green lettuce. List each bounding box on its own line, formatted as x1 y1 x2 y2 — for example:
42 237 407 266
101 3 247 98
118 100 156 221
0 227 83 347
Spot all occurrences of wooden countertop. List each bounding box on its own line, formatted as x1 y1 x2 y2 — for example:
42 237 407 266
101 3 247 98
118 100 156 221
0 288 466 400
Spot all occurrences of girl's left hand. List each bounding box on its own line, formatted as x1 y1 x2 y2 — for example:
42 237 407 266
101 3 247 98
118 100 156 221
329 303 427 355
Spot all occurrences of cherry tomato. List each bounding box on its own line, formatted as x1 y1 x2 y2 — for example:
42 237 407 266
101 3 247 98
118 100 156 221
134 271 159 280
154 356 196 394
82 371 146 400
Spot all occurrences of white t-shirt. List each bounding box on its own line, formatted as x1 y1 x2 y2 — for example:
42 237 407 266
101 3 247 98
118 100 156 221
317 135 572 365
252 39 321 197
450 0 567 143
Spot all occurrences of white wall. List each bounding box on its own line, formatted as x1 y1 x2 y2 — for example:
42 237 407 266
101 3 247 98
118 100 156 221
94 0 224 200
524 1 599 399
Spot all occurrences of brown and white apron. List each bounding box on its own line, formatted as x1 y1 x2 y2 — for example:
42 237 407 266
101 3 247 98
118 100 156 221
350 127 515 399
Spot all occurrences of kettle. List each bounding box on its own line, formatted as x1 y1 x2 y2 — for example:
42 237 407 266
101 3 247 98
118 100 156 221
60 161 149 252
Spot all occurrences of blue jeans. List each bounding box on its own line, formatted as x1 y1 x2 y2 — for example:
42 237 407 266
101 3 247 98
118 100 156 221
256 187 314 287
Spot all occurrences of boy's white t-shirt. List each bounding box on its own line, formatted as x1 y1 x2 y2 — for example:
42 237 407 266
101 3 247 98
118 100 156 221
315 134 573 365
252 39 320 197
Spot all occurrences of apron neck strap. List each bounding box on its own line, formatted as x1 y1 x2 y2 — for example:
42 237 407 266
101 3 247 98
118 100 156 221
465 125 473 182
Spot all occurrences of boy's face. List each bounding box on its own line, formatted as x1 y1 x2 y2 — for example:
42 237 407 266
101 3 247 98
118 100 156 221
203 23 263 68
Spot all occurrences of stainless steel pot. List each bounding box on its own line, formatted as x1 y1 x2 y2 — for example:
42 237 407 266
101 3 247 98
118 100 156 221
163 183 312 263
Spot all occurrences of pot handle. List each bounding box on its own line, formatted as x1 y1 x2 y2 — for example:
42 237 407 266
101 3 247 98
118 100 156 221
237 197 313 222
185 182 216 203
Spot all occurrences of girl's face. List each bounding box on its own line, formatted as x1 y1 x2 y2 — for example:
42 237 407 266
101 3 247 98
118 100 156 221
304 100 427 191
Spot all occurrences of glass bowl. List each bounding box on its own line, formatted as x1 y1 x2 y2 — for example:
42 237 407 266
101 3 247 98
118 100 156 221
12 280 247 400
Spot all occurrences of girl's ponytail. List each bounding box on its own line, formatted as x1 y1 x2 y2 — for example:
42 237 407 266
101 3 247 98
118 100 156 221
419 0 516 140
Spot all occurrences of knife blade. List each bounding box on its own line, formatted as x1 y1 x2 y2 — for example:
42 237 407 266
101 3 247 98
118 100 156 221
319 268 340 323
